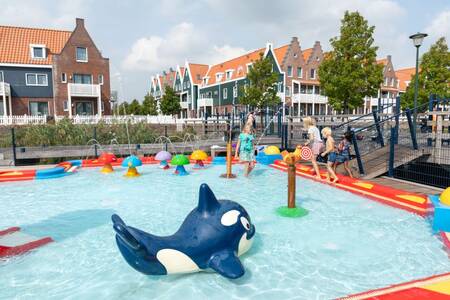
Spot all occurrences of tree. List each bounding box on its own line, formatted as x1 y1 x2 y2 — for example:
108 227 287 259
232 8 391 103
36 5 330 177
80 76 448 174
127 99 142 115
402 37 450 110
117 101 129 115
141 93 158 115
160 86 181 117
240 53 281 124
318 11 383 112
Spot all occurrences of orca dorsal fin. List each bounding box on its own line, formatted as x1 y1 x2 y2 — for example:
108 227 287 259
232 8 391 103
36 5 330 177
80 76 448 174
197 183 220 216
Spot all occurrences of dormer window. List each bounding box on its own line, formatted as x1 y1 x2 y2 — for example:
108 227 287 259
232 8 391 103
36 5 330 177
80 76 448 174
76 47 88 62
30 44 46 59
216 73 223 82
226 70 233 80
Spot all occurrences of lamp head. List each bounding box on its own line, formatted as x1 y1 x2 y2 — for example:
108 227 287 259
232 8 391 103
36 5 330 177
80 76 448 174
409 32 428 47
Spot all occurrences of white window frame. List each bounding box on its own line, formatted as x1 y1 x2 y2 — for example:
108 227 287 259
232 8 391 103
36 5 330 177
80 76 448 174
233 85 238 98
61 73 67 83
25 73 48 86
0 71 3 82
98 74 104 85
310 69 316 79
63 100 69 111
287 66 293 77
215 73 223 82
297 67 302 78
223 88 228 99
76 47 88 62
226 69 233 80
30 44 46 59
246 63 253 72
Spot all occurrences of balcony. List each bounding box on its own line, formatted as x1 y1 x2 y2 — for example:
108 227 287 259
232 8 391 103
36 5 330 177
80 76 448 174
68 83 101 97
180 101 189 109
198 98 213 107
292 93 328 104
0 82 11 97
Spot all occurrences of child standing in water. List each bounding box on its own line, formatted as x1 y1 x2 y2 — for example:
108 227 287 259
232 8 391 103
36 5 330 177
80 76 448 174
300 117 323 179
235 124 255 177
321 127 339 183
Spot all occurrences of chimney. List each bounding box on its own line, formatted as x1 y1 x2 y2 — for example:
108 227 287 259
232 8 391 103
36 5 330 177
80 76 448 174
292 37 298 43
76 18 85 28
387 55 392 61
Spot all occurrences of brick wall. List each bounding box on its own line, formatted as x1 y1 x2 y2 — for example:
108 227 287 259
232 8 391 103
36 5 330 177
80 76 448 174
52 18 111 116
11 97 54 115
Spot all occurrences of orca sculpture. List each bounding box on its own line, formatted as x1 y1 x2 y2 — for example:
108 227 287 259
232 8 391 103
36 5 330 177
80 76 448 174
112 183 255 279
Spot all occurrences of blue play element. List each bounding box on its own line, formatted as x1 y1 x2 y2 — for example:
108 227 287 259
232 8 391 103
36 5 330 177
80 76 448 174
112 183 255 279
430 195 450 232
212 156 226 165
121 155 142 167
67 159 82 167
159 160 168 167
36 167 69 179
256 152 282 165
175 165 188 176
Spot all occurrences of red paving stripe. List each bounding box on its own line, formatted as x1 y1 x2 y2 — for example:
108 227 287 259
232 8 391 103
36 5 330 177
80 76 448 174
362 287 450 300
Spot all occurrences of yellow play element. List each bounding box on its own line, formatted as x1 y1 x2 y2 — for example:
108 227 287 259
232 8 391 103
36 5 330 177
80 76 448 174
125 166 140 177
281 148 301 163
440 187 450 206
0 171 23 176
101 163 114 174
264 146 281 155
352 182 374 189
397 194 427 204
422 279 450 295
298 166 311 172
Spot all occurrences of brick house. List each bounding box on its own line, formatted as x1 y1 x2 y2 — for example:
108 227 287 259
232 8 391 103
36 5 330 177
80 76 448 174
0 18 111 117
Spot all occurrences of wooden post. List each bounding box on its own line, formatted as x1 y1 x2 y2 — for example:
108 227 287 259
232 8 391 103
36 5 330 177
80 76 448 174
220 121 236 179
287 160 296 208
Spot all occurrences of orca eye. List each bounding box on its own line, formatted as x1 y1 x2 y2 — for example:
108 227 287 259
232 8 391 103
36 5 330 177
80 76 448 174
240 217 250 230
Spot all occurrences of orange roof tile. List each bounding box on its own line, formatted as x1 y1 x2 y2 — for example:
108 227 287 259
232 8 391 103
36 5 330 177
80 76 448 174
274 45 289 65
188 63 209 85
395 67 416 91
302 48 313 62
0 25 71 65
204 45 287 86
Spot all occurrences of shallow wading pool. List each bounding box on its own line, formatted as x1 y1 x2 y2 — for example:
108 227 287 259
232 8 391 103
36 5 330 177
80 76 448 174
1 165 449 299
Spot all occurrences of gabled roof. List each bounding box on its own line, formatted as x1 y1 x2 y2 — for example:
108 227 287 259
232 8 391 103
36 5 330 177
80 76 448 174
377 58 388 65
187 63 209 85
274 45 289 64
302 48 313 62
395 67 416 92
204 44 286 86
0 25 71 65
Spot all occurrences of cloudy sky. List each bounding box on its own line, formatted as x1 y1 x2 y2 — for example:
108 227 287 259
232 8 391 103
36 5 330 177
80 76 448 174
1 0 449 102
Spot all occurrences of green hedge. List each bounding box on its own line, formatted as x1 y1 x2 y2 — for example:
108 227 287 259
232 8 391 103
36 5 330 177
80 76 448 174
1 118 197 147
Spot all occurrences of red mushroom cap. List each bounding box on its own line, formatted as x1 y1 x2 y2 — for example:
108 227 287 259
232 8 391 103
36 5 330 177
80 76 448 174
98 152 117 163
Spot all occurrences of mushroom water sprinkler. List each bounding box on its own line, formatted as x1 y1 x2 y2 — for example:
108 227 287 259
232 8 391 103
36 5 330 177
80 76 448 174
276 154 308 218
191 150 208 169
171 154 190 176
99 152 117 174
122 155 142 177
155 151 172 170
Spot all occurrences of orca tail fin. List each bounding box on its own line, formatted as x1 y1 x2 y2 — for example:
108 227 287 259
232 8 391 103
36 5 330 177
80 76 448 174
112 214 148 257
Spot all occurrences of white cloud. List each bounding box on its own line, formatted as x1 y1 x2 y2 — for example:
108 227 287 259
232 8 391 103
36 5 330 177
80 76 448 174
122 22 246 72
425 10 450 40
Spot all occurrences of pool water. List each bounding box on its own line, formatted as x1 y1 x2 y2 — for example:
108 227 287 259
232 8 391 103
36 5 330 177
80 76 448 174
1 165 449 300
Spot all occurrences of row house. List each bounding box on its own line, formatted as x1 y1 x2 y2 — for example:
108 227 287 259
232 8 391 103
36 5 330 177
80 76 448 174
0 18 111 117
198 43 286 118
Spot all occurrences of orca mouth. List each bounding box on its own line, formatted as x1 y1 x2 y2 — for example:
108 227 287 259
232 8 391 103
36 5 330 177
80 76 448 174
112 214 148 257
246 224 255 240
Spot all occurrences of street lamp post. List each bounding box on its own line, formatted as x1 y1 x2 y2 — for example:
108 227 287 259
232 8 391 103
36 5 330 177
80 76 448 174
409 32 427 128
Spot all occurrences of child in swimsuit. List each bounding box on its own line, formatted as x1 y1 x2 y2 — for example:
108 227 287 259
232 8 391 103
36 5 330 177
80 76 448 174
334 132 353 178
235 124 255 177
321 127 339 183
301 117 323 179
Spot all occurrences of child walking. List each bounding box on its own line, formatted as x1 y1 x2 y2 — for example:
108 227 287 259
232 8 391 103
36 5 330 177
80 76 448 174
235 124 255 177
334 132 353 178
300 117 323 179
320 127 339 183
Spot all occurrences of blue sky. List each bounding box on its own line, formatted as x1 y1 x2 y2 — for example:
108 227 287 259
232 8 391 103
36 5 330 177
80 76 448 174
1 0 448 102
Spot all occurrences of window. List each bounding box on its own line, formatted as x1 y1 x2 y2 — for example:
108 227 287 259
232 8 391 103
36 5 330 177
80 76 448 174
287 66 293 77
26 73 48 86
384 77 388 86
278 82 283 93
98 74 104 85
29 101 49 116
226 70 233 80
0 71 3 82
61 73 67 83
73 74 92 84
187 81 191 88
390 78 395 87
297 67 302 78
30 45 46 59
294 53 298 58
63 100 69 111
223 88 228 99
286 86 291 96
233 85 238 98
310 69 316 79
76 47 88 62
216 73 223 82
